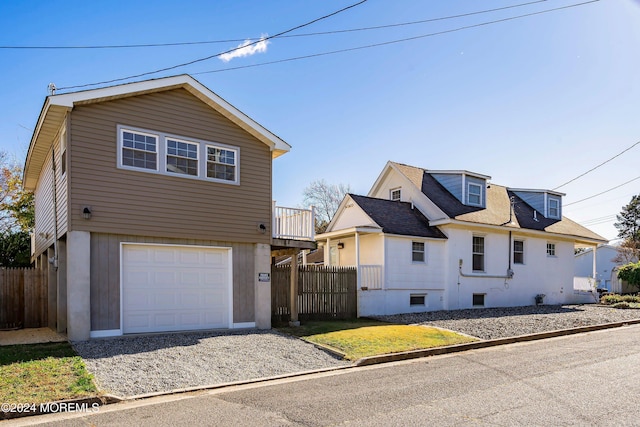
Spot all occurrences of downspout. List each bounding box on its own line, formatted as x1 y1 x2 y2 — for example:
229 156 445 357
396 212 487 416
50 149 59 270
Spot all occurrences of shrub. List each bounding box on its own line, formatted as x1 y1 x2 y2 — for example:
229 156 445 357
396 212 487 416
612 302 630 309
600 294 640 305
618 262 640 292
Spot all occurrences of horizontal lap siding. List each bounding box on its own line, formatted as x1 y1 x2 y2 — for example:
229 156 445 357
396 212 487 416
90 233 256 331
69 89 272 243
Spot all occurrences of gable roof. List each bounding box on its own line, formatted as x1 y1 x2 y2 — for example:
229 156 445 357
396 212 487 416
390 162 606 243
23 74 290 190
349 194 447 239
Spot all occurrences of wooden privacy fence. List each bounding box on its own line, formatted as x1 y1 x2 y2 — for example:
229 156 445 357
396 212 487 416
0 268 47 330
272 265 357 323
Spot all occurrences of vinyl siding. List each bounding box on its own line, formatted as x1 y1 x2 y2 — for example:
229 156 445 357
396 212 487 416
90 233 256 331
68 88 272 243
32 121 69 257
513 191 544 214
431 173 462 202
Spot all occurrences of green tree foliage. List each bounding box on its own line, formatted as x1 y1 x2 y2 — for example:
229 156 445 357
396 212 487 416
302 179 351 234
614 194 640 263
617 261 640 292
0 152 34 267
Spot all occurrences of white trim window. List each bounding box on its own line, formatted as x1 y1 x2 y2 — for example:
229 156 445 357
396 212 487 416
207 146 237 181
467 182 482 206
546 242 556 257
472 236 485 271
513 240 524 264
548 197 560 219
117 125 240 184
121 129 158 171
166 139 198 176
412 241 425 262
390 188 401 201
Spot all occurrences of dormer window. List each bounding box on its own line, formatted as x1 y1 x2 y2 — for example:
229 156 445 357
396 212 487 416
390 188 401 201
548 197 560 219
467 182 482 206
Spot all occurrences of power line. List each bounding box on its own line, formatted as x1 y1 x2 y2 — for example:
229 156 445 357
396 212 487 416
553 139 640 190
0 0 547 50
193 0 600 76
564 175 640 207
56 0 368 91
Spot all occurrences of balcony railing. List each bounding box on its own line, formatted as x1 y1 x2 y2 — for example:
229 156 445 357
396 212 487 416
273 203 315 241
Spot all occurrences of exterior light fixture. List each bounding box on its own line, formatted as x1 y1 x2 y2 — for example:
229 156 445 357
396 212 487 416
337 242 344 249
82 207 92 220
259 223 267 234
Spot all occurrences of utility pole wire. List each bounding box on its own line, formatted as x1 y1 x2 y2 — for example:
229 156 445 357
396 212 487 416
57 0 368 91
564 175 640 207
553 140 640 190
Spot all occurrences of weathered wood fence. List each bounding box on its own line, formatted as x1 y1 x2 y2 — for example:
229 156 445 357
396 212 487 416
0 268 48 330
272 265 357 323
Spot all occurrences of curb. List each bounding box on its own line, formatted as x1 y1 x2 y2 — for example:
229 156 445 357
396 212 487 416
0 394 122 421
354 319 640 366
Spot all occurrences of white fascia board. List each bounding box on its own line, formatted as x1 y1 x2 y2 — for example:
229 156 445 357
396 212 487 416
438 219 607 245
429 169 492 181
315 226 383 241
367 161 394 197
48 74 291 157
509 188 566 197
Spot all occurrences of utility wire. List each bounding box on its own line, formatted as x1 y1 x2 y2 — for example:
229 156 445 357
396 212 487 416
56 0 368 91
564 175 640 207
193 0 600 76
553 139 640 190
0 0 547 50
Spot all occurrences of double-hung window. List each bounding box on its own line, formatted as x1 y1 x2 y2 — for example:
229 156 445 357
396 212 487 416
412 242 425 262
548 197 560 219
468 183 482 206
207 146 236 181
121 130 157 170
167 139 198 176
472 236 485 271
390 188 401 201
118 126 239 184
513 240 524 264
546 243 556 257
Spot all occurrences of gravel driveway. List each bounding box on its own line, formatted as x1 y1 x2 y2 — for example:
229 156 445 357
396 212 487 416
73 329 349 397
74 304 640 398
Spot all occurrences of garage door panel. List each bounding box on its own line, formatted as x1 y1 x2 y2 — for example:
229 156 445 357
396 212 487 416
122 244 231 334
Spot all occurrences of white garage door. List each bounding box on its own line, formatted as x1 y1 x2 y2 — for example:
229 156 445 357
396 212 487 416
122 244 232 334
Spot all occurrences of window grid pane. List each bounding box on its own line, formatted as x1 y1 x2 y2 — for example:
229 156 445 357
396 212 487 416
468 183 482 205
412 242 425 262
546 243 556 256
207 146 236 181
122 131 157 170
472 236 484 271
513 240 524 264
166 139 198 176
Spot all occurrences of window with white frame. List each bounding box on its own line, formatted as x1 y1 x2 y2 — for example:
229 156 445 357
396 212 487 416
468 182 482 206
412 241 425 262
118 126 239 184
513 240 524 264
548 197 560 219
472 236 485 271
206 146 236 181
546 243 556 256
167 139 198 176
390 188 401 201
121 129 157 170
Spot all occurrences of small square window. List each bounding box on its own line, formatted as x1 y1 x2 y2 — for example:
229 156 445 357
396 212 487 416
513 240 524 264
473 293 485 307
412 242 425 262
390 189 401 201
547 243 556 256
410 294 426 306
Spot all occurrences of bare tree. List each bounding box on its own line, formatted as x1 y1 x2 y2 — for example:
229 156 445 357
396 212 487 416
302 179 351 233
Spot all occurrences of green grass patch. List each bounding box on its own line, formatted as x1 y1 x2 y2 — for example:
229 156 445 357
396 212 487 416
278 320 477 361
0 342 97 404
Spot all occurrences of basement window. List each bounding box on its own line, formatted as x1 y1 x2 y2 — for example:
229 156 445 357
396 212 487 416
410 294 426 306
472 293 485 307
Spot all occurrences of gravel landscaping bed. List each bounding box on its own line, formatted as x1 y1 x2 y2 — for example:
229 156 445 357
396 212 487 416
373 304 640 340
73 329 349 398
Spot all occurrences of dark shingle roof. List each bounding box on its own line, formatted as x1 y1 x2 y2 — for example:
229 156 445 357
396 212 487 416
349 194 447 239
390 162 606 242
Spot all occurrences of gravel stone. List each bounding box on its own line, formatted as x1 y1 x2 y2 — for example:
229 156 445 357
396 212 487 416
74 305 640 398
372 304 640 340
73 329 349 397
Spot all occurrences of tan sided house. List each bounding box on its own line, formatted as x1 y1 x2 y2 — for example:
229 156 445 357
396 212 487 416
23 75 313 341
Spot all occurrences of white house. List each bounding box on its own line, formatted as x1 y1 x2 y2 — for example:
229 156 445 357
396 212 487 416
574 245 623 291
315 162 607 316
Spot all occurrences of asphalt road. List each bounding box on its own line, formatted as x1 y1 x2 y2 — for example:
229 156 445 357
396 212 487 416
10 324 640 426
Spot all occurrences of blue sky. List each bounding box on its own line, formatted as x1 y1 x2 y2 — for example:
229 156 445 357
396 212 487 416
1 0 639 241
